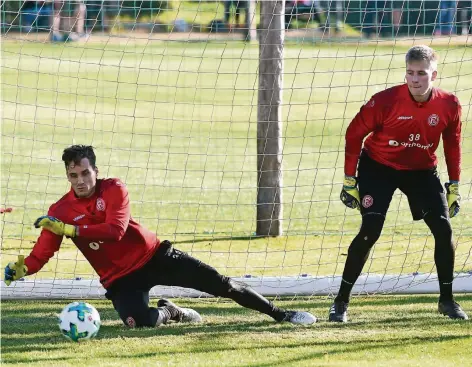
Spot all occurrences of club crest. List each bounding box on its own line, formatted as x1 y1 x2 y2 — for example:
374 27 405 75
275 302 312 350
362 195 374 208
428 114 439 126
126 316 136 328
96 198 106 211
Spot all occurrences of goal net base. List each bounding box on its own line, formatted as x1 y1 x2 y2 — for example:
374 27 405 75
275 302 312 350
2 273 471 299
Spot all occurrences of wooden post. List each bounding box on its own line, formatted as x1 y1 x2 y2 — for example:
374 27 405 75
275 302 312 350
256 0 285 236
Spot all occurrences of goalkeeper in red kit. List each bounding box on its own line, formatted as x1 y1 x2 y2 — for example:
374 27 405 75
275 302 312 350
4 145 316 328
330 45 468 322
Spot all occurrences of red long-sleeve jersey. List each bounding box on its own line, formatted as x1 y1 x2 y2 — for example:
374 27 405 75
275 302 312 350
24 178 160 288
345 84 462 181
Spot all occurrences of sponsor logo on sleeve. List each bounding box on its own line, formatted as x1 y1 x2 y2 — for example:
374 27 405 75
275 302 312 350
73 214 86 222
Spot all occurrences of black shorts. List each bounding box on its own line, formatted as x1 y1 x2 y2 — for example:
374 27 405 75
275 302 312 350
104 241 229 326
357 152 448 220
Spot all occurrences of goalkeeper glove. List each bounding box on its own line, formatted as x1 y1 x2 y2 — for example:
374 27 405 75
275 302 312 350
340 176 361 210
34 216 77 237
4 255 27 286
445 181 460 218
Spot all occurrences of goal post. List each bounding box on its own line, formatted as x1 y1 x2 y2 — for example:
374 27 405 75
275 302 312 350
257 0 284 237
1 0 471 299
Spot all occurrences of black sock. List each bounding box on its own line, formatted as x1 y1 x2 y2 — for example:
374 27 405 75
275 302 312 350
335 278 355 303
423 213 455 303
439 282 453 302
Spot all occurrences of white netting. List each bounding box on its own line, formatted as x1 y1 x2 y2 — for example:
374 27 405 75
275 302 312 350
1 0 471 298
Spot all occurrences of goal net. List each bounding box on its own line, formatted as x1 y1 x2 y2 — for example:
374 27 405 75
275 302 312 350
1 0 471 299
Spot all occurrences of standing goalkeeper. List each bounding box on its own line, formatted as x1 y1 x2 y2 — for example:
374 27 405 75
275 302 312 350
4 145 316 328
331 45 468 322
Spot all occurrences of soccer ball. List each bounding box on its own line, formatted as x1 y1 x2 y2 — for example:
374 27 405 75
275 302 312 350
58 301 101 342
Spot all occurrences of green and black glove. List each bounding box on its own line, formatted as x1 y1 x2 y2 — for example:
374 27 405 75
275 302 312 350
4 255 27 286
340 176 360 210
34 216 77 237
445 181 460 218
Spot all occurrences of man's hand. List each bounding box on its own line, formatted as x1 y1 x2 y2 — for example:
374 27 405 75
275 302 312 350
34 216 77 237
445 181 460 218
4 255 27 286
340 176 361 210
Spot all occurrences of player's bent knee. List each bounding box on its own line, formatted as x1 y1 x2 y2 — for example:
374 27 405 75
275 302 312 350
218 278 251 299
116 308 160 328
360 213 385 241
424 213 453 242
349 213 385 254
227 278 249 293
120 313 157 328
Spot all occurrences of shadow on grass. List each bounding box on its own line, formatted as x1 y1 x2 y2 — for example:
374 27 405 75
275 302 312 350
2 295 471 361
3 308 471 354
4 328 472 364
248 334 472 367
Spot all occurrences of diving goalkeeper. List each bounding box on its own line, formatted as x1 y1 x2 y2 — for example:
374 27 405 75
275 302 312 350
4 145 316 328
331 45 468 322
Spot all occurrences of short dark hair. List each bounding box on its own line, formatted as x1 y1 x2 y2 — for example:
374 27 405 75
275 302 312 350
62 145 97 169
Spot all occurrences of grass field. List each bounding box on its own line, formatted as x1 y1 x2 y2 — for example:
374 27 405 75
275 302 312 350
1 36 471 365
1 296 472 366
1 39 471 279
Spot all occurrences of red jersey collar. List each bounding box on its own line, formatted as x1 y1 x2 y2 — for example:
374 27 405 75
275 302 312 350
403 83 436 107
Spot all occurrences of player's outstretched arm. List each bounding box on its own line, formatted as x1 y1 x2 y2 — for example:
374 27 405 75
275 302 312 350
4 255 27 286
34 216 77 237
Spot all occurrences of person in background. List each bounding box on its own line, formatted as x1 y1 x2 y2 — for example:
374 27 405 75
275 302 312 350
51 0 87 42
224 0 247 29
435 0 458 36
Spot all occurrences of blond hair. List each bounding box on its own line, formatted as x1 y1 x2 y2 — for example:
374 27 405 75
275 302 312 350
405 45 438 69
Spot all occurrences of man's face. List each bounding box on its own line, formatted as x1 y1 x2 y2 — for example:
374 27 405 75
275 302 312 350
405 60 437 102
66 158 98 198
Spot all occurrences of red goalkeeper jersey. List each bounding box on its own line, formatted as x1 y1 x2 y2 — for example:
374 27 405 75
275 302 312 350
24 178 160 288
345 84 462 181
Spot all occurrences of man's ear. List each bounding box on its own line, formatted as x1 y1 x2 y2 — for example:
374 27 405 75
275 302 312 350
431 70 438 81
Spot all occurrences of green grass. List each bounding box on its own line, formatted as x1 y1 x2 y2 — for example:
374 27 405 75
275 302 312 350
1 40 471 280
1 296 471 366
1 33 472 367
